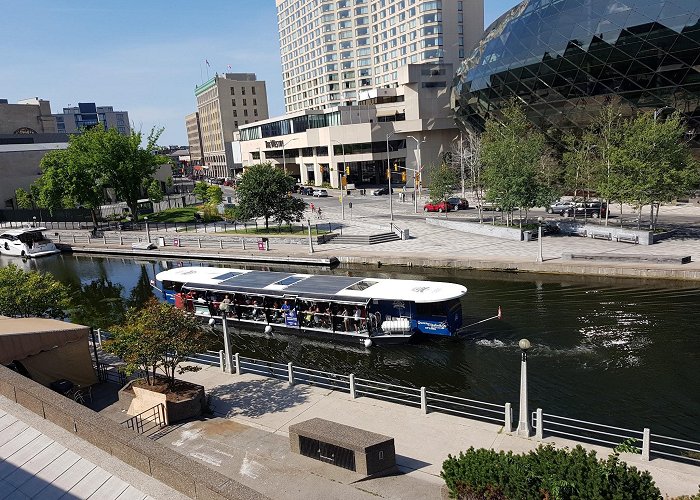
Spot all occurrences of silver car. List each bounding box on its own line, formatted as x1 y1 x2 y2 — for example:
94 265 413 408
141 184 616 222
312 189 329 197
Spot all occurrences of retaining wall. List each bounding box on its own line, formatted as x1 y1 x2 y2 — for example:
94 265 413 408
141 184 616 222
0 364 267 500
426 218 523 241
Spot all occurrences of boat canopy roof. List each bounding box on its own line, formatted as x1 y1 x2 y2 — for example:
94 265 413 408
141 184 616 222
0 227 48 237
156 267 466 304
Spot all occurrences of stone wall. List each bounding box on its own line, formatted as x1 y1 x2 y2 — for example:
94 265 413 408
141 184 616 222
426 218 524 241
0 364 267 500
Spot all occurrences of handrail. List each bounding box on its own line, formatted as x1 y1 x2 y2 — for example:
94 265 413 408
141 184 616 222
121 403 166 435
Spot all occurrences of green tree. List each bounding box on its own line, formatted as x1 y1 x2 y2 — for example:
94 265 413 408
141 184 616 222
105 298 210 387
481 101 547 226
0 264 71 318
193 181 210 203
14 188 33 209
428 163 458 217
147 179 164 203
613 111 699 230
236 163 306 229
206 184 223 206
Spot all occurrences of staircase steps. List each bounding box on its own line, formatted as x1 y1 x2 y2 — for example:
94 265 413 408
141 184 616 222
326 232 400 245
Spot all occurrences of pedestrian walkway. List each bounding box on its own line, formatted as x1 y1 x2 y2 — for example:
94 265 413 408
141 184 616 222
159 364 699 499
0 396 190 500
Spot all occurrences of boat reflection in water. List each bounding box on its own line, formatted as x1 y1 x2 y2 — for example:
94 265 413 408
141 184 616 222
155 266 467 347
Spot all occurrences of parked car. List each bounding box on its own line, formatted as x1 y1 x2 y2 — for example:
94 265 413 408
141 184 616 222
556 201 607 218
312 189 329 197
372 187 393 195
447 197 469 210
423 200 454 213
477 201 502 211
547 201 576 215
300 186 315 195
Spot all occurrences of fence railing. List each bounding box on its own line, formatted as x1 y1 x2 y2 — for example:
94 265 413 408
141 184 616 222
531 410 700 465
121 403 166 435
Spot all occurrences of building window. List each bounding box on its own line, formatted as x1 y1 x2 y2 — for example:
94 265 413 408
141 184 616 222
243 99 247 106
254 109 258 116
252 87 256 95
235 121 239 127
242 87 246 95
253 98 257 105
233 110 238 117
231 87 235 95
232 99 236 106
244 109 248 116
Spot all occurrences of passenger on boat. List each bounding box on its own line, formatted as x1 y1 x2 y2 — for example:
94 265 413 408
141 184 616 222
313 305 322 326
353 306 364 332
251 300 261 320
304 304 314 326
341 306 350 331
324 305 332 328
185 291 195 312
174 292 185 310
220 295 231 316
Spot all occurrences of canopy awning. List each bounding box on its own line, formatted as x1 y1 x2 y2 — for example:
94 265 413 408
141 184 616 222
0 317 89 365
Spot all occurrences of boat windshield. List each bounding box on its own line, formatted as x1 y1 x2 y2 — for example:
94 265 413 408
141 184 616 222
17 231 46 243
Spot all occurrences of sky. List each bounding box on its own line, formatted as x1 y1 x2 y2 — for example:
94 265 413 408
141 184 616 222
0 1 522 146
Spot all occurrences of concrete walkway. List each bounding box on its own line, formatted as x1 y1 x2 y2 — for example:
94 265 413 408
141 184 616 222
159 364 700 499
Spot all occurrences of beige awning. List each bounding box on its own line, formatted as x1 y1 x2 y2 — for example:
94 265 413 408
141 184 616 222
0 317 89 364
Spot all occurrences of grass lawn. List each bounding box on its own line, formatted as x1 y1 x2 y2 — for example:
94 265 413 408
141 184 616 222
144 207 221 223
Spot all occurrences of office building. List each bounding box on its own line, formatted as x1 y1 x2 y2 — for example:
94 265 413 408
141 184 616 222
237 63 458 188
194 73 270 178
452 0 700 145
277 0 484 113
53 103 130 135
185 111 203 166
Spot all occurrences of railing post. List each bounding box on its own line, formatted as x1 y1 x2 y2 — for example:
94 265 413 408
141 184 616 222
505 403 512 433
420 386 427 414
119 235 123 245
535 408 543 440
198 238 202 249
219 350 225 372
234 353 241 375
103 235 107 245
72 235 76 243
642 427 650 461
220 239 223 249
87 235 91 244
241 238 246 250
57 233 61 243
349 373 356 398
288 362 294 385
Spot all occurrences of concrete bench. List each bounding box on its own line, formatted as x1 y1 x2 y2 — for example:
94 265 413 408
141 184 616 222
616 233 639 244
289 418 395 476
562 253 691 264
568 228 587 237
591 231 612 240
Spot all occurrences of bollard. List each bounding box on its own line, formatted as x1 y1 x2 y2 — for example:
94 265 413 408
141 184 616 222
234 353 241 375
288 362 294 385
535 408 543 440
72 235 76 243
642 428 650 461
119 236 123 245
197 238 201 248
420 387 427 414
219 350 225 372
505 403 512 433
103 235 107 245
349 373 356 398
87 235 91 244
57 234 61 243
241 238 246 250
220 239 223 249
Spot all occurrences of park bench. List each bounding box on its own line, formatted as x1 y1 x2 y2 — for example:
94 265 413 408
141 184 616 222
568 227 587 237
616 233 639 244
289 418 396 476
591 231 612 240
562 253 691 264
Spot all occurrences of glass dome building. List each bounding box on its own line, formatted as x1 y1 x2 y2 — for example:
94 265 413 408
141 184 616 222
452 0 700 141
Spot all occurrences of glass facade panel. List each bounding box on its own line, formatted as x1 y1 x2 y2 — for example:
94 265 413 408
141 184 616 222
452 0 700 146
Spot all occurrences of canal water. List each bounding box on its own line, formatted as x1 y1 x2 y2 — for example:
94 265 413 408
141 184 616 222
8 254 699 441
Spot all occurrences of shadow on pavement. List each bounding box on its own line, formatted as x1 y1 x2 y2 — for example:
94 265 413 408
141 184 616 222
207 379 312 418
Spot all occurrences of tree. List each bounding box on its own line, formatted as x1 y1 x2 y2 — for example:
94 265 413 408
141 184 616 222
0 264 71 318
451 128 485 219
206 185 223 206
481 102 547 226
14 188 33 209
68 278 126 331
193 181 210 203
236 163 306 229
563 131 603 221
105 298 211 387
428 163 458 217
147 179 164 204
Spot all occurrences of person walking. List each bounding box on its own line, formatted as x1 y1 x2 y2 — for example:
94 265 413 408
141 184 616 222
317 207 322 219
310 202 315 215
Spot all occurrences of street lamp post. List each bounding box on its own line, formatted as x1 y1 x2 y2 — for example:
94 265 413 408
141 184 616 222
282 138 298 175
32 216 36 228
386 132 394 221
331 139 346 220
407 135 426 214
516 338 532 437
144 216 151 243
537 216 543 263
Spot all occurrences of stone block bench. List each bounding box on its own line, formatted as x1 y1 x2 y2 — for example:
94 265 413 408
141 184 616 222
562 253 691 264
289 418 396 476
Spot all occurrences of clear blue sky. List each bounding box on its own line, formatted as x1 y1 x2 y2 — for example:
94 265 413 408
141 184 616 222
0 1 521 145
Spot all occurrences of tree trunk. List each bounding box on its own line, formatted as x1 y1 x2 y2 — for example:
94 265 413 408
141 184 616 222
649 203 654 230
90 209 99 229
620 203 624 228
265 216 269 230
128 203 139 222
637 204 642 230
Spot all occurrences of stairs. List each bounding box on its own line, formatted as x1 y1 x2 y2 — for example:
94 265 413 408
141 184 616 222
326 232 400 245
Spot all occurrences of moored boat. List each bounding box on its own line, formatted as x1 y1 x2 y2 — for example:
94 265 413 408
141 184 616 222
0 227 60 258
155 266 467 346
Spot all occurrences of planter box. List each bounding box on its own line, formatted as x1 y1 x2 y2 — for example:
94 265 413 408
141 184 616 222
127 379 206 425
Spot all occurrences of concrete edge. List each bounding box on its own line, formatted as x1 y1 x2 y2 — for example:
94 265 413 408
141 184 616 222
0 364 269 500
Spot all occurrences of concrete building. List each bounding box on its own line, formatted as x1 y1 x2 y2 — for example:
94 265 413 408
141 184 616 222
0 98 67 208
276 0 484 113
237 63 458 189
185 111 203 166
53 103 130 135
194 73 270 179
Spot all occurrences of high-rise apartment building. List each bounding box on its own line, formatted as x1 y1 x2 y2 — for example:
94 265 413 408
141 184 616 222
185 112 203 166
194 73 269 178
53 103 130 135
276 0 484 113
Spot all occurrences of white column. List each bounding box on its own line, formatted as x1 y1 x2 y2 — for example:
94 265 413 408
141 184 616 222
516 339 532 437
222 317 233 374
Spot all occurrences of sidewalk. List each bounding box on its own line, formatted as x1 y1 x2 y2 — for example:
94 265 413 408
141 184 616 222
151 364 700 499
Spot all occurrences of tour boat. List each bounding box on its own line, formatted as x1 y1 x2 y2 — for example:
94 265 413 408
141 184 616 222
155 266 467 346
0 227 60 258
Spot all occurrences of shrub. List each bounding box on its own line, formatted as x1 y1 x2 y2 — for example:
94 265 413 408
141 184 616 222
441 444 661 500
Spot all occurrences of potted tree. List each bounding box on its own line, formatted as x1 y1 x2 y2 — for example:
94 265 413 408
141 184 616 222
105 298 212 423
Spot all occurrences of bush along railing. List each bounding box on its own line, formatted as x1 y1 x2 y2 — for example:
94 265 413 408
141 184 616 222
531 409 700 465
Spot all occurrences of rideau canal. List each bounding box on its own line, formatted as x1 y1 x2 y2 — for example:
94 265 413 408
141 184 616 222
8 254 699 442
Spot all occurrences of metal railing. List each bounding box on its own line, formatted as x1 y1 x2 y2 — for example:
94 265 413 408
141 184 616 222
121 403 166 435
650 433 700 464
93 362 127 386
427 391 505 424
184 351 221 367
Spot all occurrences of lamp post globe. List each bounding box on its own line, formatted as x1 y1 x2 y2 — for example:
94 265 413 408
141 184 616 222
519 338 531 352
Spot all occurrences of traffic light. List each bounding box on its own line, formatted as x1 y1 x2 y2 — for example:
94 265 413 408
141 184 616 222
345 166 350 175
401 172 407 183
393 163 399 172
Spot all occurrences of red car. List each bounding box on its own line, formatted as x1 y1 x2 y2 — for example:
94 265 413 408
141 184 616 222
423 201 453 213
